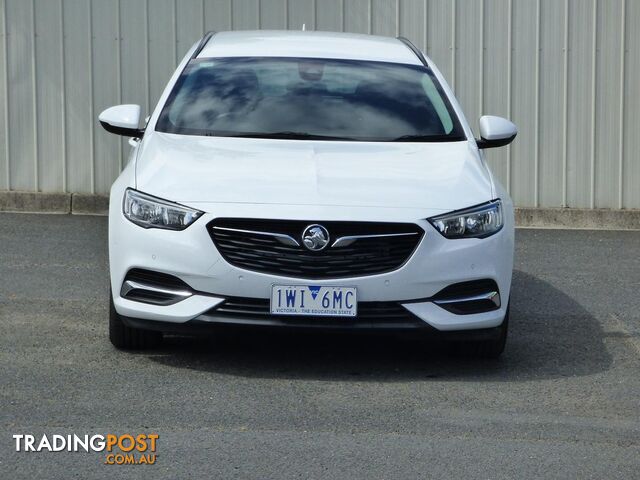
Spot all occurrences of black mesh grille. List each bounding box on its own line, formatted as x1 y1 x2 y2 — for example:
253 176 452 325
211 296 425 328
208 219 424 279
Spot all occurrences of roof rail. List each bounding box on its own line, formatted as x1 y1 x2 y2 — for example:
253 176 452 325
396 36 428 67
191 31 217 59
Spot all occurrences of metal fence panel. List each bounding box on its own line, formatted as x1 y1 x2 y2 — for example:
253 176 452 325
62 0 93 193
538 0 565 208
92 0 120 194
594 0 624 209
316 0 342 31
566 0 596 209
34 0 65 193
7 0 36 192
344 0 370 34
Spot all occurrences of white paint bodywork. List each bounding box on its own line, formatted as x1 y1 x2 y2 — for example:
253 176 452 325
135 133 492 212
98 104 141 130
479 115 518 141
108 31 515 332
197 30 422 65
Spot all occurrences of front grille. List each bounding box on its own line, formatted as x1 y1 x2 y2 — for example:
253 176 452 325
208 218 424 279
211 296 425 328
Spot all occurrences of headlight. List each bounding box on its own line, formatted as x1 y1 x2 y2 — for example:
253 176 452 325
428 200 503 239
123 189 203 230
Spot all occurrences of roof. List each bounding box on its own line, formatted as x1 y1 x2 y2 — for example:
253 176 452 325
196 30 423 66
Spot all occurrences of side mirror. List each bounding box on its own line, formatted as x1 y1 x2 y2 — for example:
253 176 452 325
98 104 144 137
477 115 517 149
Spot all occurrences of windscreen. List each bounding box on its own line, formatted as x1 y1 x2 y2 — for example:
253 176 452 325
155 57 466 142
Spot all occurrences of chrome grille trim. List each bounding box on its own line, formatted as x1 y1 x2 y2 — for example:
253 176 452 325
212 226 300 247
331 232 420 248
433 291 500 308
121 280 192 299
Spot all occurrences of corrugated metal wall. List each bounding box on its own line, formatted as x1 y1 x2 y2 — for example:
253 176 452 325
1 0 638 208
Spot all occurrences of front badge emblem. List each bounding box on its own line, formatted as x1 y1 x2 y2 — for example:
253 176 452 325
302 224 330 251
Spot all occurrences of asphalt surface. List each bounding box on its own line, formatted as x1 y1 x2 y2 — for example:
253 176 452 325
1 212 639 479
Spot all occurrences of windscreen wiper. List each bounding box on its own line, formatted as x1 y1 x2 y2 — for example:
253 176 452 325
390 134 464 142
214 131 354 141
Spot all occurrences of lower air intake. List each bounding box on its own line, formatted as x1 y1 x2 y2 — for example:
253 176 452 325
209 296 427 329
432 279 501 315
120 269 192 306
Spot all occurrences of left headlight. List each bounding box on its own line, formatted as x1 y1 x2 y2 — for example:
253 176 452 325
428 200 503 239
123 188 203 230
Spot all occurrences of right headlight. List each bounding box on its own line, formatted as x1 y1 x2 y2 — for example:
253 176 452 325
428 200 503 239
123 188 203 230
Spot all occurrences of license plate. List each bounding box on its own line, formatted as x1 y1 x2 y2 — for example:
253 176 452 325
270 285 357 317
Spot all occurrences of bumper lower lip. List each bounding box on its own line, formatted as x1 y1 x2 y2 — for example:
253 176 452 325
120 312 506 341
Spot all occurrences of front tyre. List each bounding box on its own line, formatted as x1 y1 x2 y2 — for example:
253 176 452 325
109 291 162 350
467 303 509 359
449 303 509 359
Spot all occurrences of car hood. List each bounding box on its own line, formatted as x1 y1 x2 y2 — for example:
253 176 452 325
135 132 493 212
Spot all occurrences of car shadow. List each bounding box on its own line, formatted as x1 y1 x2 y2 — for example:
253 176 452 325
146 270 612 381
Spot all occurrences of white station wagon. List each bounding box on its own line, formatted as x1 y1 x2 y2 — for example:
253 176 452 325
99 31 517 357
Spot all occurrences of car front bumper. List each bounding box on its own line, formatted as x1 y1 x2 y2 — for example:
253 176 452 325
109 199 514 333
